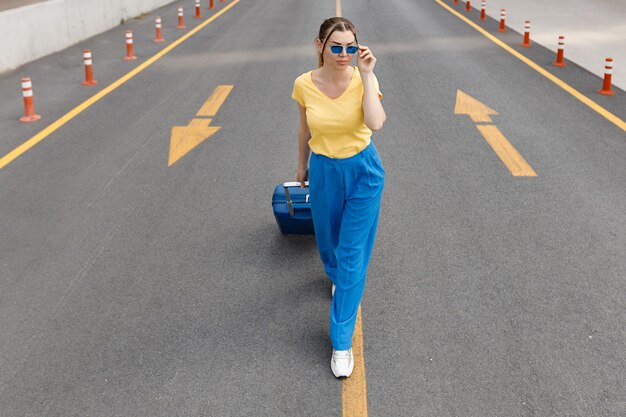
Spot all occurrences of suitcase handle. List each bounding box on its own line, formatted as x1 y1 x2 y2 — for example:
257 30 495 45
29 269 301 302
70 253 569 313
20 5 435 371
283 181 309 188
283 181 310 216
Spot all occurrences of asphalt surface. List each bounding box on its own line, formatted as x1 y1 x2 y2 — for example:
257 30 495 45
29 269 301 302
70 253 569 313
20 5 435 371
0 0 625 416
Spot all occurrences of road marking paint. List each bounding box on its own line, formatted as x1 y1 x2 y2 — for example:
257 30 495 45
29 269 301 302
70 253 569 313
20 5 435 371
476 124 537 176
455 90 536 176
169 118 220 166
169 84 232 166
343 306 368 417
0 0 240 170
434 0 626 134
196 85 234 116
454 89 498 122
332 1 368 414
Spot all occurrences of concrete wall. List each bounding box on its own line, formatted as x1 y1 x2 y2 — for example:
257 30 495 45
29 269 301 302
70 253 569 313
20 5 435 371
0 0 176 73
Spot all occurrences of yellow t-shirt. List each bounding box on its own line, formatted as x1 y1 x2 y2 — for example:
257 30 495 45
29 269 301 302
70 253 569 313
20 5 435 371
291 66 383 159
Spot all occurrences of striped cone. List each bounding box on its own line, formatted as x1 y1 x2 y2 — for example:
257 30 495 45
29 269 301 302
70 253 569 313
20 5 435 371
19 77 41 123
154 16 165 43
124 30 137 60
195 0 202 18
498 9 506 32
209 0 214 10
553 36 567 67
598 58 616 96
177 7 186 29
480 0 486 21
522 21 531 47
453 0 459 4
81 49 98 86
465 0 471 12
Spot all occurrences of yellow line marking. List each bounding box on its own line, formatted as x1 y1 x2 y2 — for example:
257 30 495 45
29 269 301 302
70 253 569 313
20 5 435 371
333 0 368 414
337 0 368 411
343 306 368 417
0 0 240 170
434 0 626 133
196 85 234 116
337 1 367 410
476 124 537 176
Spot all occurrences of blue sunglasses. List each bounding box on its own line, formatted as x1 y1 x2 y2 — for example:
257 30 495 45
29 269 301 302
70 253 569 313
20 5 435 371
329 45 359 54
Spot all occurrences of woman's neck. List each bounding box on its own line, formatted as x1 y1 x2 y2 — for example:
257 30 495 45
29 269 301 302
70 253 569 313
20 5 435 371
317 64 354 83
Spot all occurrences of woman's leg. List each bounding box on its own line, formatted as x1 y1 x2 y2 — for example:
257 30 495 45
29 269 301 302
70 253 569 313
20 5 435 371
330 146 385 350
309 154 345 285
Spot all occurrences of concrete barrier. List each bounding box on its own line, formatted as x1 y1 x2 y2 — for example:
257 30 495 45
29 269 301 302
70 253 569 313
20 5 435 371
0 0 176 74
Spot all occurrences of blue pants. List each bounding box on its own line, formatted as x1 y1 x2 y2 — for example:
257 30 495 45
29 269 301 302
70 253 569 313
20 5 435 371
309 140 385 350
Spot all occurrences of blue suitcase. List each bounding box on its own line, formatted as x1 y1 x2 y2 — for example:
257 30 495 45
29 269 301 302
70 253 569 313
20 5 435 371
272 181 315 235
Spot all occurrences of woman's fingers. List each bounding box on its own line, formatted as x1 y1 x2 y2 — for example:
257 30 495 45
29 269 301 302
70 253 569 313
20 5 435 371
358 47 376 62
357 45 377 71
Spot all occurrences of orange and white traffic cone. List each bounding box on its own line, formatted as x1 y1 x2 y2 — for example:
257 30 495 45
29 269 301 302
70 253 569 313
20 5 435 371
453 0 459 4
598 58 616 96
553 36 567 67
177 7 186 29
19 77 41 123
480 0 486 21
465 0 471 12
195 0 202 18
522 21 531 47
154 16 165 43
498 9 506 32
124 30 137 60
209 0 214 10
220 0 225 3
81 49 98 86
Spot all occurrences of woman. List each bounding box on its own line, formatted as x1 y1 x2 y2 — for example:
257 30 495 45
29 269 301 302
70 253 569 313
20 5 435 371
291 17 386 378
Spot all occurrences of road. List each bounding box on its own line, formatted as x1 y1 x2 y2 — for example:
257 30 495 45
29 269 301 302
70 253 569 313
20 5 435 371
0 0 625 416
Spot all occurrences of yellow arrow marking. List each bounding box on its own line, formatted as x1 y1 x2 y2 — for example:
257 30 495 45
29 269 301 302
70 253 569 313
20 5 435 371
455 89 498 122
456 90 536 176
169 85 233 167
168 118 220 167
476 125 537 176
197 85 234 117
343 306 368 417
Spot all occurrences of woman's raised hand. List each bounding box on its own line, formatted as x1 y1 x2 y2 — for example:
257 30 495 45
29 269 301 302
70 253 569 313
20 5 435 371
357 45 377 73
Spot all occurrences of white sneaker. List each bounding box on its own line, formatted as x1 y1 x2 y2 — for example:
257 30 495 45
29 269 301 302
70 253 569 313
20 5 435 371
331 348 354 378
331 283 336 297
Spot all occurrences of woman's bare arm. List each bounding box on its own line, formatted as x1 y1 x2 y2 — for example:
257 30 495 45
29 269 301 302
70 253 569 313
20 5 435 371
296 104 312 186
358 45 386 131
361 72 386 131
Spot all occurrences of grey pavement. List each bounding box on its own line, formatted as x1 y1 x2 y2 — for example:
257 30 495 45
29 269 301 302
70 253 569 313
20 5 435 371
0 0 625 416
